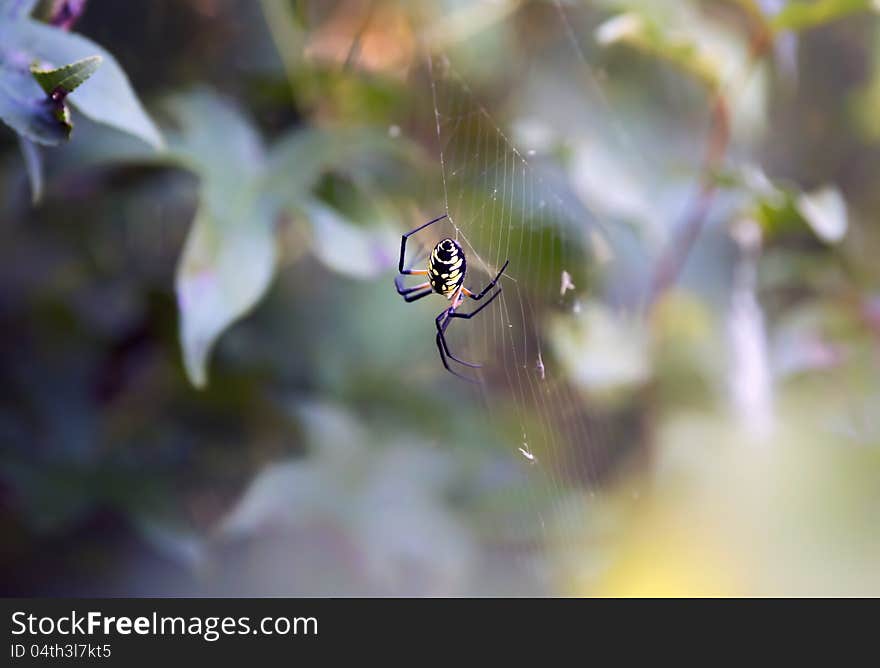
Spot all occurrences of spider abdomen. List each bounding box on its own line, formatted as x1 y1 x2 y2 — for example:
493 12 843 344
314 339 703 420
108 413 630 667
429 238 466 298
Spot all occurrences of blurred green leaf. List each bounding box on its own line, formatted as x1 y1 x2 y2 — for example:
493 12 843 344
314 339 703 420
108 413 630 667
550 302 652 398
176 200 277 389
264 126 407 208
305 201 396 279
167 91 274 389
753 192 802 237
596 11 720 89
746 173 849 244
165 88 412 388
795 186 848 244
219 401 478 595
30 54 101 96
164 89 265 188
772 0 875 32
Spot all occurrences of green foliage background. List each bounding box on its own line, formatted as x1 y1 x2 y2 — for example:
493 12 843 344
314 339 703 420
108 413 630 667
2 0 880 596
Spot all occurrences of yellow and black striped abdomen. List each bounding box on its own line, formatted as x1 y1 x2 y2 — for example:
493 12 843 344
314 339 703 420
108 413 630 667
429 238 466 298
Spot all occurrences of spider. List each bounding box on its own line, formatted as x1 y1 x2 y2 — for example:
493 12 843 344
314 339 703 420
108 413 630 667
394 214 509 381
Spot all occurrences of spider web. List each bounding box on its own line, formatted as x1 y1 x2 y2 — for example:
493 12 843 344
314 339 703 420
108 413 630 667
423 24 635 568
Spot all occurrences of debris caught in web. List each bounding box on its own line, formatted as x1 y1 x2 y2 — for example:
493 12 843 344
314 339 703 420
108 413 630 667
519 430 536 463
560 270 576 297
518 446 536 463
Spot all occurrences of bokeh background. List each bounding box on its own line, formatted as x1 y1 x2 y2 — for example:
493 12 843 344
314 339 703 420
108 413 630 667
3 0 880 596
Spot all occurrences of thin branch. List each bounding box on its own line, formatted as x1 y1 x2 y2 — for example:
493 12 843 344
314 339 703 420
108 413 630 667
343 1 376 72
646 15 775 311
646 92 730 309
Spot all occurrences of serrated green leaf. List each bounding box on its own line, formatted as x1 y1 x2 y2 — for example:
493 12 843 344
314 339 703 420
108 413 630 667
31 55 102 96
0 18 163 149
0 63 69 145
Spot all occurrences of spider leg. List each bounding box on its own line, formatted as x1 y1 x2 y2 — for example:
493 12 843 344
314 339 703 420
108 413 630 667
435 309 481 368
464 259 510 300
399 214 447 274
450 286 503 319
395 276 430 295
435 287 504 376
435 331 479 384
402 288 433 303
